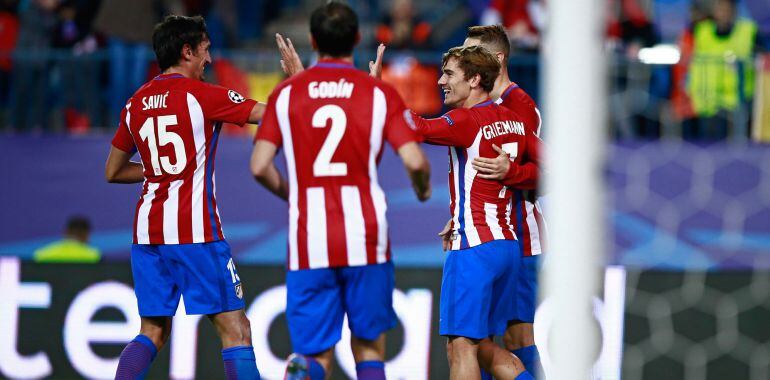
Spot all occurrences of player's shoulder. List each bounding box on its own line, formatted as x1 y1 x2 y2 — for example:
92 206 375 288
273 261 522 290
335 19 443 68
494 101 530 122
498 84 533 108
440 107 475 126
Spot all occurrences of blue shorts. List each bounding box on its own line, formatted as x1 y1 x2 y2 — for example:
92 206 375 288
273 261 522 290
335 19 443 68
286 262 397 355
440 240 521 339
512 254 539 323
130 240 245 316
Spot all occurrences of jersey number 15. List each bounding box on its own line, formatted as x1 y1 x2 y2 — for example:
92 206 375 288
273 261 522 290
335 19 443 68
139 115 187 176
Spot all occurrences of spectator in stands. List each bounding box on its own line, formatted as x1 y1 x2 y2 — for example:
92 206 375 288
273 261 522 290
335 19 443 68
52 0 102 132
607 0 658 60
93 0 159 128
375 0 432 50
608 0 663 139
684 0 759 140
671 2 709 127
0 0 18 127
480 0 545 53
375 0 441 116
34 216 101 263
8 0 57 131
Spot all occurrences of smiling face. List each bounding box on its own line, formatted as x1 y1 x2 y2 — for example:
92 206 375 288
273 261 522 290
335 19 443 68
438 57 472 108
189 38 211 81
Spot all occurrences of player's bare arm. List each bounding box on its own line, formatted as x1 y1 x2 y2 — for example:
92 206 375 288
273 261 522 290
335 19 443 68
397 141 432 202
473 143 539 189
250 140 289 200
105 146 144 184
247 102 267 124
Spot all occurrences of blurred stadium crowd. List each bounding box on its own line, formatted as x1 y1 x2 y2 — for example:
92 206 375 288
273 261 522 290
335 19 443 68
0 0 768 140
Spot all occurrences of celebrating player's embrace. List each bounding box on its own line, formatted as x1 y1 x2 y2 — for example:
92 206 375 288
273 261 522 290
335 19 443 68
106 2 544 380
270 3 546 380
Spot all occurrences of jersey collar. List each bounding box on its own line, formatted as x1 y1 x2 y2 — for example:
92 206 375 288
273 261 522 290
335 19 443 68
154 73 185 80
499 82 520 100
472 98 495 108
314 59 355 69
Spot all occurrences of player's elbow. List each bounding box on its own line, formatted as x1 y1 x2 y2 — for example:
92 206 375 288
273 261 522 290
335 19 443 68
250 158 269 180
403 151 430 176
399 142 430 175
105 166 119 183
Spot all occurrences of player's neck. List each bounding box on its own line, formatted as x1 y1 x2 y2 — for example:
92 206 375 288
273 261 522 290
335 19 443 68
318 54 354 63
163 66 193 79
490 72 512 101
462 89 491 109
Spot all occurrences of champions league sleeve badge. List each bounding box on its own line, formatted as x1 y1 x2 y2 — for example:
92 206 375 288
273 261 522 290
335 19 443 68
228 90 246 104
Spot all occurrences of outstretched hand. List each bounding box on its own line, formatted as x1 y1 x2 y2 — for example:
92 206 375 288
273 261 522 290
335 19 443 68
276 33 304 77
369 44 386 79
472 144 511 180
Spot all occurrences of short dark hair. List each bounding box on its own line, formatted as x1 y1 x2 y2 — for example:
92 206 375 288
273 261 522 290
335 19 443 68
442 45 500 93
152 15 209 71
467 25 510 62
66 216 91 235
310 1 358 57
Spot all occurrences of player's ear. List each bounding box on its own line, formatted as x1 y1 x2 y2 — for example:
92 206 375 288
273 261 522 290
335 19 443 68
469 73 481 89
181 43 193 61
309 33 318 51
354 32 361 47
496 52 505 65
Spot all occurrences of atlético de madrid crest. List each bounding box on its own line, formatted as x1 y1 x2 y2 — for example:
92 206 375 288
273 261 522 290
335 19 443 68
228 90 245 104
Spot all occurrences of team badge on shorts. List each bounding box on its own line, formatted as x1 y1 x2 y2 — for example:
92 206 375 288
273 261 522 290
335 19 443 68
235 283 243 299
228 90 245 104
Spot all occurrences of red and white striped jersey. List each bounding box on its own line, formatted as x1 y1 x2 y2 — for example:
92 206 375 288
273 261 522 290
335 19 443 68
256 59 419 271
111 73 257 245
497 82 547 256
413 100 541 251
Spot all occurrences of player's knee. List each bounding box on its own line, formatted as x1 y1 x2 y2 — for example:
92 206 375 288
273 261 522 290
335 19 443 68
446 337 478 364
503 323 535 351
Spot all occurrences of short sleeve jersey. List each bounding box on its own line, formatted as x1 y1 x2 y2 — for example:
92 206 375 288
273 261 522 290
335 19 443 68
256 60 419 271
111 73 257 245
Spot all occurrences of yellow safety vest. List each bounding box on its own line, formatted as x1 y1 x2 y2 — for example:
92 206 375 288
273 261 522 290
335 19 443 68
33 239 101 263
687 19 757 117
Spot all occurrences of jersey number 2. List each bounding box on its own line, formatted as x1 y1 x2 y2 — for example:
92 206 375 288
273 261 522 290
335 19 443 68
312 105 347 177
139 115 187 175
